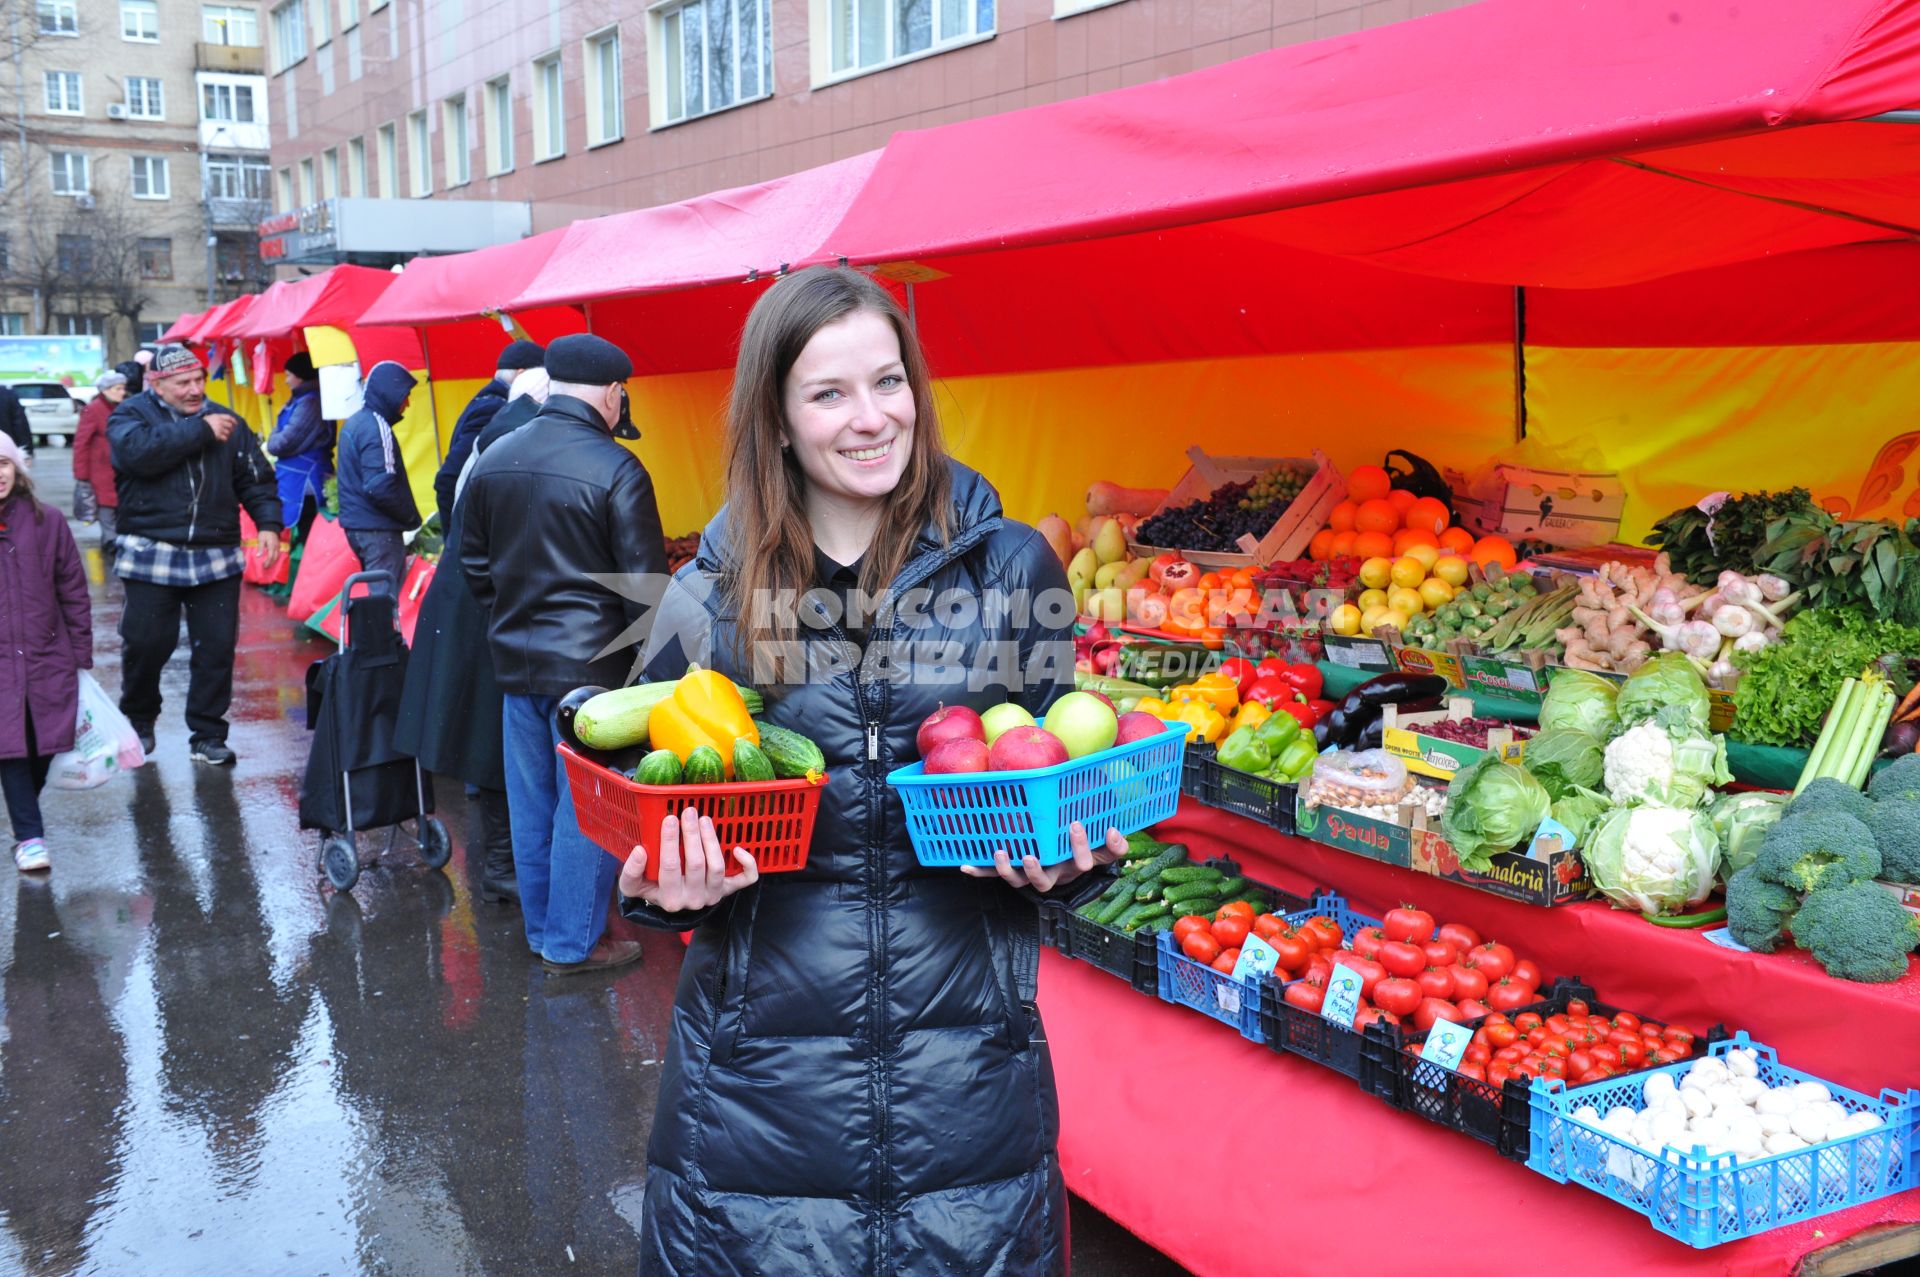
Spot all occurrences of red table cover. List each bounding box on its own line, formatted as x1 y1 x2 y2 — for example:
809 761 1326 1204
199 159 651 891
1039 799 1920 1277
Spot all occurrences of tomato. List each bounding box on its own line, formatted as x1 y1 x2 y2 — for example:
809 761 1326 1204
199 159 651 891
1301 917 1342 949
1435 922 1482 954
1509 959 1542 990
1448 965 1489 1001
1567 998 1590 1018
1252 914 1285 942
1340 956 1387 1000
1455 999 1491 1021
1645 1047 1672 1066
1464 1043 1492 1065
1514 1059 1543 1080
1663 1026 1695 1049
1415 967 1455 1000
1307 955 1333 983
1587 1064 1619 1082
1284 980 1326 1013
1486 978 1535 1013
1351 927 1388 961
1538 1057 1567 1079
1484 1020 1520 1049
1614 1039 1648 1067
1458 1063 1487 1083
1566 1049 1594 1078
1212 948 1242 974
1173 915 1211 943
1383 905 1436 945
1211 913 1252 949
1487 1061 1515 1088
1182 931 1223 964
1611 1011 1642 1032
1377 941 1427 978
1538 1038 1569 1060
1373 977 1423 1017
1353 1007 1401 1032
1664 1039 1694 1060
1494 1045 1526 1065
1514 1012 1544 1033
1470 942 1515 981
1414 998 1464 1032
1270 931 1310 971
1216 900 1256 923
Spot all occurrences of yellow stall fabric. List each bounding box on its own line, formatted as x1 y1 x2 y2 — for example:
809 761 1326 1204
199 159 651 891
305 325 442 519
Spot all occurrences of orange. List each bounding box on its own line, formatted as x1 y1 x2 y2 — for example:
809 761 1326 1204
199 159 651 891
1438 526 1476 554
1352 530 1395 560
1392 527 1438 554
1387 489 1419 514
1354 498 1401 536
1469 535 1519 570
1308 529 1335 561
1348 465 1392 503
1327 501 1359 533
1404 497 1450 538
1329 530 1360 558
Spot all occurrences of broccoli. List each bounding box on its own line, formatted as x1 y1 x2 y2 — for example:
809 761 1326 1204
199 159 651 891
1785 777 1875 824
1725 865 1801 953
1867 753 1920 805
1863 799 1920 884
1753 811 1881 894
1790 880 1920 983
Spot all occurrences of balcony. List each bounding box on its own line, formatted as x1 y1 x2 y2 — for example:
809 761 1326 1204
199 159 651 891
196 42 264 73
206 196 267 229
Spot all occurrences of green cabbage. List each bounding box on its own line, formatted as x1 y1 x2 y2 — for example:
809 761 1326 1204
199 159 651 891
1539 670 1620 739
1522 728 1605 799
1710 790 1789 878
1615 652 1711 735
1548 787 1611 846
1583 805 1721 915
1441 756 1553 873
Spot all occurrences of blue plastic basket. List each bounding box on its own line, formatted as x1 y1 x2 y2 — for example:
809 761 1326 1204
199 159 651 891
888 719 1187 867
1526 1032 1920 1248
1156 892 1380 1043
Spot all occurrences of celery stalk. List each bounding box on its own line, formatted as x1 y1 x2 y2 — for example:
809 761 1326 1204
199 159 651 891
1795 677 1857 795
1849 682 1896 789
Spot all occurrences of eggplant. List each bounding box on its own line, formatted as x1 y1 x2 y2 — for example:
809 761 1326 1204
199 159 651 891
1337 672 1451 720
558 684 640 770
1353 716 1386 752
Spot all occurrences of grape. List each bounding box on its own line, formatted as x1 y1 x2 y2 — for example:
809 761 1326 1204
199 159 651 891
1137 464 1316 551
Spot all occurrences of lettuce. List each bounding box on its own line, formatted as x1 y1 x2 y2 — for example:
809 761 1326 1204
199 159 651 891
1539 670 1619 740
1441 757 1553 873
1522 728 1605 800
1615 652 1711 735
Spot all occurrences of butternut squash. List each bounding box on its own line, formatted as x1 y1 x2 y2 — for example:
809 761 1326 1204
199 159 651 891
1086 481 1168 518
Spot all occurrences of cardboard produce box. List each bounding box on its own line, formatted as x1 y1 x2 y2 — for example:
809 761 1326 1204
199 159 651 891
1382 698 1531 780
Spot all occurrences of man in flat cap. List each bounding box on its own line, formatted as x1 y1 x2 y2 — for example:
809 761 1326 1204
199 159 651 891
461 333 667 975
434 338 546 518
108 343 282 766
265 350 335 546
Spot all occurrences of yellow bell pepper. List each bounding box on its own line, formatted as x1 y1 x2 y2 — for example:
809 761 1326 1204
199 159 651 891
1167 700 1226 744
1170 672 1239 716
1135 696 1172 718
647 669 760 777
1226 701 1272 737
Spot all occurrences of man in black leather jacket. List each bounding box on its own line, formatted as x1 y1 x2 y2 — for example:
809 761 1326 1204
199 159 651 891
460 334 667 975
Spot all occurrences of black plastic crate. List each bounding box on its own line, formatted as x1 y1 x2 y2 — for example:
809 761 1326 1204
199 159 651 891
1180 742 1212 797
1259 977 1401 1091
1187 747 1298 834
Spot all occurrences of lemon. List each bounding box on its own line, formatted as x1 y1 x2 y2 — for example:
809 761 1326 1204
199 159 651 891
1360 604 1396 634
1388 586 1425 615
1433 555 1470 588
1358 557 1394 590
1390 556 1428 590
1418 578 1455 609
1404 544 1440 571
1357 587 1389 612
1331 604 1363 636
1386 606 1417 634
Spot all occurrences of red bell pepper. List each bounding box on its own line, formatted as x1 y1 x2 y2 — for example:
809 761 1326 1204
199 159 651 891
1307 697 1337 722
1277 662 1324 701
1242 674 1294 708
1217 657 1259 699
1277 700 1319 729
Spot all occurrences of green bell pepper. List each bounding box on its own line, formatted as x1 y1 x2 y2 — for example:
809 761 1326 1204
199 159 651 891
1216 727 1272 775
1268 736 1319 782
1252 711 1301 754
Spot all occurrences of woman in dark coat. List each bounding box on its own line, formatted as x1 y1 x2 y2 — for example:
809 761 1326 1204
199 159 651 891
0 434 92 872
617 268 1124 1274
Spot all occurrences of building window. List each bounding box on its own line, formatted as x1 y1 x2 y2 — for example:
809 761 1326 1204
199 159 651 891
584 28 623 146
322 146 339 197
58 315 104 337
484 75 512 174
37 2 78 36
347 135 366 195
655 0 773 126
131 156 170 199
138 321 168 344
376 122 397 195
49 151 89 195
207 153 271 200
339 0 356 29
138 237 173 279
310 0 329 46
202 81 257 123
0 315 25 336
44 71 82 115
0 234 8 272
126 76 165 119
122 0 159 40
441 94 470 186
407 109 430 196
57 234 93 275
827 0 994 77
275 165 292 209
532 53 564 161
298 155 314 203
204 5 259 45
270 1 307 70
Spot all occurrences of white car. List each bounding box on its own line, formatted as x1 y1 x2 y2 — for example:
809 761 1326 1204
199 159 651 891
7 381 80 447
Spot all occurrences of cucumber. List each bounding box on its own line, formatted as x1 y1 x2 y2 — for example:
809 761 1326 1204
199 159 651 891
1159 865 1223 885
1134 845 1189 879
1162 880 1221 905
1118 904 1170 932
753 721 827 778
634 749 684 786
1133 882 1162 902
682 746 727 784
1125 833 1167 857
732 741 776 783
576 681 766 750
1213 877 1250 900
1172 899 1218 920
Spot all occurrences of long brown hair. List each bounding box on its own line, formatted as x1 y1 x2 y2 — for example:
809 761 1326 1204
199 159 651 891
0 462 38 516
722 267 951 671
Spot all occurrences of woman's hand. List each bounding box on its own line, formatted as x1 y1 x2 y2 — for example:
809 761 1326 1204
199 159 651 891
619 807 760 913
960 821 1127 893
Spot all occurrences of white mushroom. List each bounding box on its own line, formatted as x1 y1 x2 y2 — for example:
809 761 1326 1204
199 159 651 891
1724 1048 1760 1079
1790 1107 1836 1145
1682 1088 1716 1120
1755 1087 1799 1116
1765 1132 1809 1156
1791 1081 1831 1106
1731 1076 1768 1106
1757 1111 1795 1138
1643 1072 1678 1107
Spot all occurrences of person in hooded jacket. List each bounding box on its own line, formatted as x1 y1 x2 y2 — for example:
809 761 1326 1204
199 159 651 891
619 267 1124 1274
335 361 420 587
264 352 334 544
433 339 545 517
71 371 127 568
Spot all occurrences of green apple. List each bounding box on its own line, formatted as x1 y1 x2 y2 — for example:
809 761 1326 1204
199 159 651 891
979 702 1037 746
1043 691 1119 759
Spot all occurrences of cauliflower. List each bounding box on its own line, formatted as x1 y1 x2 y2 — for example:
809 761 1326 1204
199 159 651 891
1605 723 1673 804
1584 804 1721 915
1603 720 1729 808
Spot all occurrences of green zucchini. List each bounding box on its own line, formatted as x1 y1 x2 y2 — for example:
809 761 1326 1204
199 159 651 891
576 681 767 750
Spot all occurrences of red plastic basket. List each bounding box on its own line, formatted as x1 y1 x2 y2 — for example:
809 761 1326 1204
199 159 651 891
556 744 827 880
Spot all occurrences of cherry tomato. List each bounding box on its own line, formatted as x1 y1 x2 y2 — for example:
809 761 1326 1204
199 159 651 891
1216 900 1256 923
1378 941 1427 978
1514 1012 1544 1033
1373 977 1423 1018
1284 980 1326 1013
1435 922 1482 954
1211 913 1252 949
1545 1015 1572 1036
1486 978 1535 1013
1182 931 1223 964
1416 967 1455 1000
1471 942 1515 981
1612 1011 1642 1032
1614 1039 1648 1067
1664 1026 1696 1049
1383 905 1436 945
1448 965 1489 1001
1567 999 1591 1018
1509 958 1542 990
1212 948 1242 974
1351 927 1388 961
1172 916 1211 943
1567 1049 1594 1078
1664 1039 1694 1060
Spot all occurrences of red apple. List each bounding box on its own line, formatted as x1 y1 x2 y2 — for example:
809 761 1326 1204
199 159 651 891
989 727 1070 772
1114 711 1166 745
1083 690 1115 711
923 737 990 774
916 703 986 758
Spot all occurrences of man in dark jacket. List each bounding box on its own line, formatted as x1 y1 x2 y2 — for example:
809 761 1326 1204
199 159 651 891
335 361 420 586
264 352 333 544
433 338 544 517
108 343 282 765
461 334 667 975
0 382 30 458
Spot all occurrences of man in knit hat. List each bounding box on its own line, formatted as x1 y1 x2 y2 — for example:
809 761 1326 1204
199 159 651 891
433 337 545 517
335 360 421 587
108 343 282 766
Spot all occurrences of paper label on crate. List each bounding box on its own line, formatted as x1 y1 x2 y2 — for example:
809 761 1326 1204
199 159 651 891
1319 963 1364 1029
1213 982 1243 1016
1605 1143 1658 1191
1418 1017 1473 1073
1326 638 1393 669
1229 934 1282 983
1702 927 1752 952
1528 817 1577 860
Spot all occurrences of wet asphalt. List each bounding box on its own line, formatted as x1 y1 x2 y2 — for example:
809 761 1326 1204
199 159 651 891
0 449 1188 1277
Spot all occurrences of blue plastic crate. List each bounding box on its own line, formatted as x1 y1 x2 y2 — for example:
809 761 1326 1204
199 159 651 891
1526 1032 1920 1248
1157 893 1380 1044
888 719 1187 867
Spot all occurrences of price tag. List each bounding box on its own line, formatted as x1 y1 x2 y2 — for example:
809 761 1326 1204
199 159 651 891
1419 1016 1474 1073
1213 983 1242 1016
1701 927 1751 952
1529 816 1577 858
1230 934 1282 983
1319 962 1365 1029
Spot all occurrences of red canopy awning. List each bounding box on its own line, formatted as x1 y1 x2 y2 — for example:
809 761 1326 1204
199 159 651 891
188 293 259 345
228 265 400 340
160 309 205 343
359 230 570 327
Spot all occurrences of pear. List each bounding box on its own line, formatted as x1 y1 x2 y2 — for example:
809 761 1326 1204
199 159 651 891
1117 556 1153 589
1092 516 1129 566
1094 560 1128 589
1086 587 1125 622
1035 513 1074 566
1067 547 1098 593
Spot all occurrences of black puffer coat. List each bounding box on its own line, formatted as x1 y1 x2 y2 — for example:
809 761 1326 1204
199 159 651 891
623 461 1074 1275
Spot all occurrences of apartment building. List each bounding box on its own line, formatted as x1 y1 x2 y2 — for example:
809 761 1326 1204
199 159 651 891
2 0 274 359
267 0 1474 250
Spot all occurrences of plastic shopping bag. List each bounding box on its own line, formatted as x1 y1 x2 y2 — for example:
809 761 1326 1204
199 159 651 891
45 673 148 791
